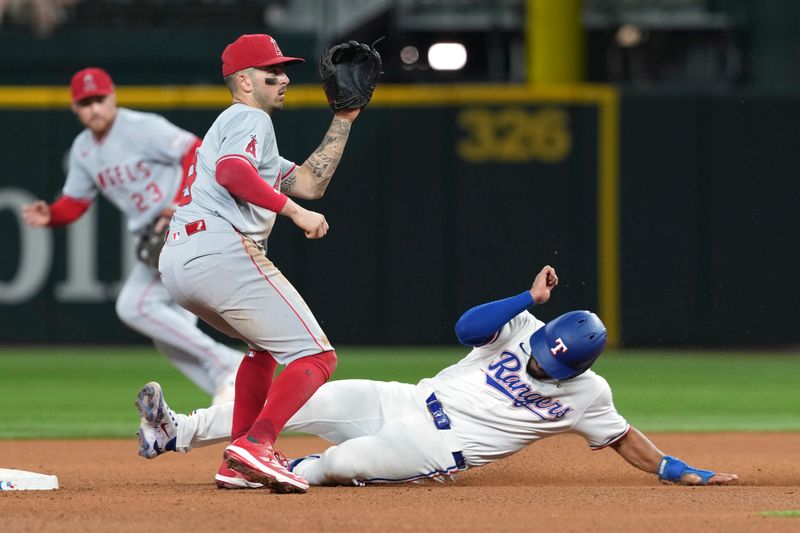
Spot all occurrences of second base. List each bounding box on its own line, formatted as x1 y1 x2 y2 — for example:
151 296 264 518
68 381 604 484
0 468 59 491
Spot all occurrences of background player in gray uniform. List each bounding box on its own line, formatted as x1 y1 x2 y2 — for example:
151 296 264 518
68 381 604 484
22 67 241 405
156 34 364 493
138 266 738 488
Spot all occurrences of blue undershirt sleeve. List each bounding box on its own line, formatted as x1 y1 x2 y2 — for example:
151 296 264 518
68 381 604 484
454 291 535 346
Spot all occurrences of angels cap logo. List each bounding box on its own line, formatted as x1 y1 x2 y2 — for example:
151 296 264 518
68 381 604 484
550 337 568 356
83 74 97 92
270 36 283 56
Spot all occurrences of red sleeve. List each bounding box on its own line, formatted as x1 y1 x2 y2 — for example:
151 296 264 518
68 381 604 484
174 137 202 203
215 155 288 212
47 196 92 227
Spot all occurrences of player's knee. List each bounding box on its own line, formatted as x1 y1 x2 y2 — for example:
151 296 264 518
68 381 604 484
324 450 362 480
115 295 141 326
314 350 338 380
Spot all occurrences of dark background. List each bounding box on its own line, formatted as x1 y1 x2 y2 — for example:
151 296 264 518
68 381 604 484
1 0 798 348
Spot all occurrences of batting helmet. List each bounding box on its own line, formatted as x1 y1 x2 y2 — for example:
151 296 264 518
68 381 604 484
529 310 608 380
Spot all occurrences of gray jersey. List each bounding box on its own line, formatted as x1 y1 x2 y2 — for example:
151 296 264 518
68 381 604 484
173 103 298 242
63 108 197 233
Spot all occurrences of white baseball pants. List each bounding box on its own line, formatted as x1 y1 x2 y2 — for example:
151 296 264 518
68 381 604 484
173 380 466 485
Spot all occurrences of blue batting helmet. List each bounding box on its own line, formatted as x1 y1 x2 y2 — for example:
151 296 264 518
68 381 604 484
529 310 608 380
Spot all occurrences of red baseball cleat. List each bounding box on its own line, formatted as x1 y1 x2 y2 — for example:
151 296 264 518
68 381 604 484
215 461 264 490
223 436 309 494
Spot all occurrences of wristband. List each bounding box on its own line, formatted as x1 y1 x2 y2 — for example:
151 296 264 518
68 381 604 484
658 455 716 484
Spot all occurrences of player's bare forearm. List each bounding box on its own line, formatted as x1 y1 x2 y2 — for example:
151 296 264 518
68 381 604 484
612 427 738 485
610 427 663 474
283 116 353 200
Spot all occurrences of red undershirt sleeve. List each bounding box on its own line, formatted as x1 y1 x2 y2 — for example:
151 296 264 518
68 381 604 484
215 155 288 213
47 196 92 227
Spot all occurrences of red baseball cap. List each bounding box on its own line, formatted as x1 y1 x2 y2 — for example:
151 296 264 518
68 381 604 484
71 67 114 103
221 34 304 77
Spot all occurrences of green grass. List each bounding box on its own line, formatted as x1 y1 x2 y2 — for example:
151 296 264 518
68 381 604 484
592 350 800 432
1 346 799 438
759 511 800 518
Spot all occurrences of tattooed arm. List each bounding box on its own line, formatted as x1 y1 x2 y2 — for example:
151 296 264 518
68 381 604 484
281 109 360 200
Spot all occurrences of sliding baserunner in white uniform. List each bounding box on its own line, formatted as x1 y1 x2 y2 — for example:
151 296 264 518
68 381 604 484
136 266 738 488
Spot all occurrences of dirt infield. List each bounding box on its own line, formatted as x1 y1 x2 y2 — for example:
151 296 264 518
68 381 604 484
1 433 798 532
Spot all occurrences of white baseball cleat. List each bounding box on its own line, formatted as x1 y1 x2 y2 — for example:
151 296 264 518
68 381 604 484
211 370 237 406
215 462 264 490
223 436 309 494
135 381 178 459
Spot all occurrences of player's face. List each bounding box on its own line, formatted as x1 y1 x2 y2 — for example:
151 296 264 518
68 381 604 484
526 357 553 381
72 93 117 137
251 65 290 114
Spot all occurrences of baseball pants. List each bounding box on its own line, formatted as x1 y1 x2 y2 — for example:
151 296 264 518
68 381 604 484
116 261 241 394
173 380 465 486
159 216 333 365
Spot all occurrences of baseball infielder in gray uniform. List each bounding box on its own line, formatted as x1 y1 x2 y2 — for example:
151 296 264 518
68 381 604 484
22 67 241 404
137 266 738 488
155 34 361 493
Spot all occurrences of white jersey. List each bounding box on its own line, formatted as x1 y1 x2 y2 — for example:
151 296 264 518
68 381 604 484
173 103 298 243
417 311 630 467
63 108 197 233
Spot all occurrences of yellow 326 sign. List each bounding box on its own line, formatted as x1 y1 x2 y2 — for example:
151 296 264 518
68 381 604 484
457 107 572 163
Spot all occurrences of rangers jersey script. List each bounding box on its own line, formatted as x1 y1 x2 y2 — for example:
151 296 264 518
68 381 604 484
173 103 298 242
63 108 197 233
417 311 630 466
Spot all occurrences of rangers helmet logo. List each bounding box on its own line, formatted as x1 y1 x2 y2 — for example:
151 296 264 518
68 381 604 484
549 337 568 356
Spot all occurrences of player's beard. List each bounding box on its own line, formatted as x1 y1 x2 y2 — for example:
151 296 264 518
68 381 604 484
89 115 112 132
253 91 283 115
82 109 116 138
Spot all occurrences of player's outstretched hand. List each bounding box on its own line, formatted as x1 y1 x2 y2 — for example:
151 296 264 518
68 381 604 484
529 265 558 305
22 200 51 227
679 471 738 485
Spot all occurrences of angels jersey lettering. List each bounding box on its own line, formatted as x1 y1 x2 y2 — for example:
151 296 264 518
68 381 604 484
62 108 197 233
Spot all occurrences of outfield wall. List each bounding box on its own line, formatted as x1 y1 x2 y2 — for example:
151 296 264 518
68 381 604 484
620 91 799 346
0 86 796 347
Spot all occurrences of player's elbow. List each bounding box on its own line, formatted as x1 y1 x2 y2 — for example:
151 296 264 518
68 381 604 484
454 313 492 347
306 188 325 200
454 319 479 346
291 165 328 200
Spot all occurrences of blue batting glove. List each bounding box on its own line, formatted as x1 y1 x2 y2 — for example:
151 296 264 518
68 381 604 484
658 455 716 484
